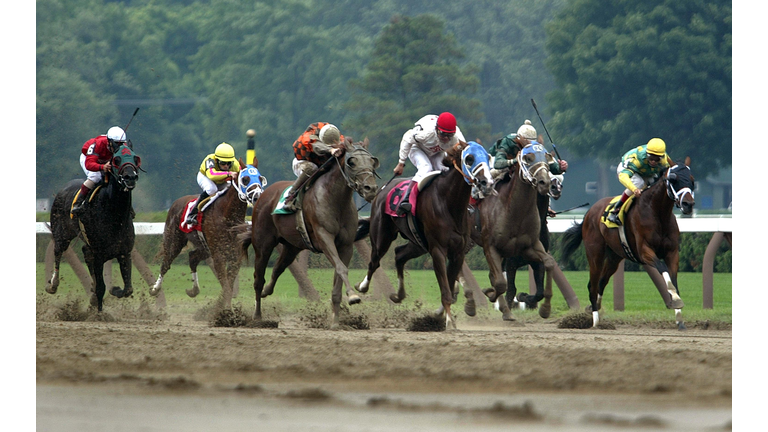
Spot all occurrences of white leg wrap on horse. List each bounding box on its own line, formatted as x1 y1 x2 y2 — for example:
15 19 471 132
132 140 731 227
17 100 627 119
192 272 199 287
50 270 58 284
153 274 163 290
663 272 681 301
359 275 370 292
675 309 683 323
592 310 600 327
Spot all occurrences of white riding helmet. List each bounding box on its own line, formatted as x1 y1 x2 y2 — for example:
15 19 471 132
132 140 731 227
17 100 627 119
107 126 127 142
516 120 537 140
319 124 341 145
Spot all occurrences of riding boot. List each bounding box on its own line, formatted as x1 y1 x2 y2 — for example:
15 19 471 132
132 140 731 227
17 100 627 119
186 191 209 226
71 183 92 216
607 191 630 224
283 169 313 212
397 181 416 216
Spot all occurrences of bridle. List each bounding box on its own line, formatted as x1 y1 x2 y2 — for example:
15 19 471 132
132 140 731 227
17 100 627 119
235 165 266 203
337 145 380 200
665 165 695 209
516 149 549 188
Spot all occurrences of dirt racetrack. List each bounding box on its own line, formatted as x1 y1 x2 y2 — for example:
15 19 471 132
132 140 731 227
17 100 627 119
35 298 733 432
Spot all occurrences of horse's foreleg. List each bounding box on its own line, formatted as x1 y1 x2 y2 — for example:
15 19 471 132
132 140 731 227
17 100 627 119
430 249 456 330
652 252 686 331
151 232 187 296
91 260 106 312
357 225 397 294
110 252 133 299
186 248 208 298
46 242 68 294
536 253 557 319
481 247 506 303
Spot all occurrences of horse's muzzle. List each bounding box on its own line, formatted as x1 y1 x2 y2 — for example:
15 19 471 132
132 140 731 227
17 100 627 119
680 200 694 215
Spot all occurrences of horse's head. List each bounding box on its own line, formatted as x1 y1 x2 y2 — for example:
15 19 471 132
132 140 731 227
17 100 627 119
110 144 141 191
517 142 551 196
665 162 695 215
550 173 563 200
457 141 494 197
342 137 379 202
236 159 267 204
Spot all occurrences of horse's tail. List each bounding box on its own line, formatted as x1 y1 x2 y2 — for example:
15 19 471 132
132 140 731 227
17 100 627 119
560 222 584 262
355 217 370 242
234 222 252 257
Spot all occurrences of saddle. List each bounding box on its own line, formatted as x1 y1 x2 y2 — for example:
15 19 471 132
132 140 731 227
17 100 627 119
179 190 224 233
384 171 441 218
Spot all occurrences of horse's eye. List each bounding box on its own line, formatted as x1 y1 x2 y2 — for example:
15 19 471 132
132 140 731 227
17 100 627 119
464 155 475 166
241 176 251 186
372 157 380 170
113 157 121 166
346 157 356 168
260 176 268 186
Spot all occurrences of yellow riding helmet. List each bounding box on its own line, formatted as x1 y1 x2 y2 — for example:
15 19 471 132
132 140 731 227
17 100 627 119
646 138 666 156
214 142 236 162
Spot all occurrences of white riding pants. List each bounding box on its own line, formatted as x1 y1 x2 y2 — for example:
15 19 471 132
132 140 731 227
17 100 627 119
197 172 219 196
616 164 651 194
80 153 103 184
409 146 448 183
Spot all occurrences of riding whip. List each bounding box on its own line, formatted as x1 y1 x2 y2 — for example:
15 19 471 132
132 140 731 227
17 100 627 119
554 202 590 215
530 99 562 161
124 107 140 132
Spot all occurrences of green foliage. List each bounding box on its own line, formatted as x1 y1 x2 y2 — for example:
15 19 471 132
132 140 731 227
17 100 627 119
344 14 487 172
543 0 731 176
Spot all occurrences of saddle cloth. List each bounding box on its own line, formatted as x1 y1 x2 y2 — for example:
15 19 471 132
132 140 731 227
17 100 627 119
601 194 637 228
384 172 441 218
180 199 203 233
272 186 295 215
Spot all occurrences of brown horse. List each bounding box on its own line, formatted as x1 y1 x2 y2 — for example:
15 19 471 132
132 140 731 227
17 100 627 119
150 159 265 308
354 141 495 329
46 143 141 311
561 161 695 330
239 138 379 327
468 142 556 320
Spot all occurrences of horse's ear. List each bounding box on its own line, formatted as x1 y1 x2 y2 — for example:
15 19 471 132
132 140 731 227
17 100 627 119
362 137 369 148
538 134 544 144
684 156 691 167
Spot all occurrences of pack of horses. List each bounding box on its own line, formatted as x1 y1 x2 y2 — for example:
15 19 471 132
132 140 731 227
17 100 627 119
46 136 696 331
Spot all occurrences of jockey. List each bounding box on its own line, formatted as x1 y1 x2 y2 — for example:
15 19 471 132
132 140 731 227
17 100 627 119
607 138 674 225
393 112 466 215
185 142 241 226
72 126 127 216
488 120 568 179
283 122 345 212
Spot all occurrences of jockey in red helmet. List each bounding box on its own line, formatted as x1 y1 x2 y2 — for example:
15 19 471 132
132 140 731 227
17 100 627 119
393 112 465 215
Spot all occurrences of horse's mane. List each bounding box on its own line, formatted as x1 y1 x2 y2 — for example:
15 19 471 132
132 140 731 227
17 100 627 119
441 141 468 167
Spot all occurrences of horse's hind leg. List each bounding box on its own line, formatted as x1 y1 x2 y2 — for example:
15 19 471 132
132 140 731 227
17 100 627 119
356 223 398 294
391 242 425 303
186 247 209 298
151 230 187 296
46 237 73 294
263 243 301 297
90 259 107 311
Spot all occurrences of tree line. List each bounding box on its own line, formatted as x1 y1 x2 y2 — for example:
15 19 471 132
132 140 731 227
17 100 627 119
37 0 731 211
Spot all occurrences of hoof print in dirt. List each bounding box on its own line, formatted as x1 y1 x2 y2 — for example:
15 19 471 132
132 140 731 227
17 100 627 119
407 314 446 332
558 313 616 330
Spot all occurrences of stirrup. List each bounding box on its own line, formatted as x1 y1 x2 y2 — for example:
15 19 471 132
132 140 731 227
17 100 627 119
398 201 412 215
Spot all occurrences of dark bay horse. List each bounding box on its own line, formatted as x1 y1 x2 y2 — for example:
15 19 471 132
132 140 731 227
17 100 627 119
355 141 495 329
150 159 265 309
468 142 556 320
561 161 695 330
239 138 379 327
46 144 141 311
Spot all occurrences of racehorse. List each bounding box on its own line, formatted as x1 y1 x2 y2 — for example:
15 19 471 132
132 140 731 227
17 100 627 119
468 142 556 320
238 138 379 327
46 143 141 311
560 160 695 330
150 159 265 309
499 171 564 314
355 141 495 329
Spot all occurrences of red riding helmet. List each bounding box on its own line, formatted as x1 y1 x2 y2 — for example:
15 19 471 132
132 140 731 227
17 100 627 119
436 112 457 133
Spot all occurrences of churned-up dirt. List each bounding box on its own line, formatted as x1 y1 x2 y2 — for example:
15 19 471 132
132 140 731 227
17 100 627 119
35 298 732 432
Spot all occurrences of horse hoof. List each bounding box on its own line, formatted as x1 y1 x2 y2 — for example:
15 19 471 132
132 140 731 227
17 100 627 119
348 295 361 305
668 299 685 309
389 293 402 304
186 287 200 298
123 287 133 298
464 299 476 317
90 293 99 307
149 287 160 297
539 303 551 319
501 312 516 321
354 282 368 294
109 286 124 298
482 288 497 302
677 322 687 331
45 284 57 295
